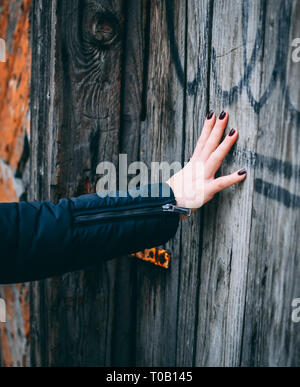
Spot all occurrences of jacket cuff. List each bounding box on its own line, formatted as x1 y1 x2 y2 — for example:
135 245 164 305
70 183 180 268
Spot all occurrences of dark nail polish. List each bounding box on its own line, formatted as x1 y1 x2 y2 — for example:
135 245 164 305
238 168 247 176
207 110 214 120
219 111 226 120
229 128 236 137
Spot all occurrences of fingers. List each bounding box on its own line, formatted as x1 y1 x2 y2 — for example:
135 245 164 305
191 111 216 160
205 128 239 177
199 111 229 162
210 168 247 194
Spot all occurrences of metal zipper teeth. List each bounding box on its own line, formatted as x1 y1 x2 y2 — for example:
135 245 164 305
74 204 191 225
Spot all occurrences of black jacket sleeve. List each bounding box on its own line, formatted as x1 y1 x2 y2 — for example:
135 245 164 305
0 183 179 284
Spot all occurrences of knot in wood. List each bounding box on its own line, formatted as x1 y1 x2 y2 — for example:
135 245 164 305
89 12 120 48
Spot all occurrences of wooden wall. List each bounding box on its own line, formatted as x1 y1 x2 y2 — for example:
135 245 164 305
2 0 299 366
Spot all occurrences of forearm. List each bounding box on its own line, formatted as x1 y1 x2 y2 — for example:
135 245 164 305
0 183 179 284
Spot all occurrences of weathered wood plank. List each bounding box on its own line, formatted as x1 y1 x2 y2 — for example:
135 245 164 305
135 0 186 366
241 0 300 366
111 0 148 366
30 0 124 366
174 0 211 366
195 0 262 366
26 0 300 367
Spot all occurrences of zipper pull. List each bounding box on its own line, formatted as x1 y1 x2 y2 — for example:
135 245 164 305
162 204 192 217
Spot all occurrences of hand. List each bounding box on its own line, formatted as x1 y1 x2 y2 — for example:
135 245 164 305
166 111 247 212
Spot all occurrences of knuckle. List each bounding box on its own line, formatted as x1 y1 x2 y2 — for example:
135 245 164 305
217 180 226 190
196 140 204 150
211 151 222 165
205 140 213 150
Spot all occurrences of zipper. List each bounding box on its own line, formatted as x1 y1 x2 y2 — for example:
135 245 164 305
74 203 192 225
162 204 192 217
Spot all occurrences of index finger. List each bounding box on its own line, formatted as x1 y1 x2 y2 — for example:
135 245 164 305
191 111 216 160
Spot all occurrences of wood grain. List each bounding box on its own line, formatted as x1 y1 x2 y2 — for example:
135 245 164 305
194 0 261 366
175 0 211 366
111 0 147 366
134 0 186 366
29 0 300 366
240 0 300 366
30 0 123 366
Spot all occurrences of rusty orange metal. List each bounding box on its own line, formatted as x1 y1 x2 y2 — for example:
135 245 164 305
0 0 32 366
132 248 171 269
0 0 31 172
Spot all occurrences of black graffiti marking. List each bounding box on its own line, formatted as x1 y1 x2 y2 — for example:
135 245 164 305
165 0 185 90
255 178 300 209
165 0 207 96
165 0 300 119
225 146 300 181
165 0 300 208
225 148 300 208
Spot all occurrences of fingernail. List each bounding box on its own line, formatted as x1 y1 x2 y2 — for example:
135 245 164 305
219 111 226 120
207 110 214 120
238 168 247 176
229 128 236 137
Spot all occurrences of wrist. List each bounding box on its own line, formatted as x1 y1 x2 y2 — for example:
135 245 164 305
166 179 188 221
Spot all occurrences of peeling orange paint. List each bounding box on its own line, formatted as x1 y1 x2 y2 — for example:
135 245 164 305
0 0 32 367
0 284 30 367
0 0 31 171
0 161 18 202
132 248 171 269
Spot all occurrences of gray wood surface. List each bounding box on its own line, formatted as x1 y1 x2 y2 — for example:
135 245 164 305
134 0 186 366
30 0 300 366
30 0 123 366
111 0 147 366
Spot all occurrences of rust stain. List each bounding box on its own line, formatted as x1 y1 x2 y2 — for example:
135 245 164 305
132 248 171 269
0 0 31 171
0 0 32 367
0 284 30 366
0 287 13 367
0 162 18 202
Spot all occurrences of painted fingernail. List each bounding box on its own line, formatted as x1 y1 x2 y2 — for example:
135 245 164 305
229 128 236 137
219 111 226 120
207 110 214 120
238 168 247 176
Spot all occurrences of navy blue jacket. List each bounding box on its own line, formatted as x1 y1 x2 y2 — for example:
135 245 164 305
0 183 180 284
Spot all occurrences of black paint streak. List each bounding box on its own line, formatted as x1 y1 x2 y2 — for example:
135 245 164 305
165 0 185 90
165 0 207 97
255 178 300 209
225 146 300 181
225 147 300 208
166 0 300 209
166 0 300 119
